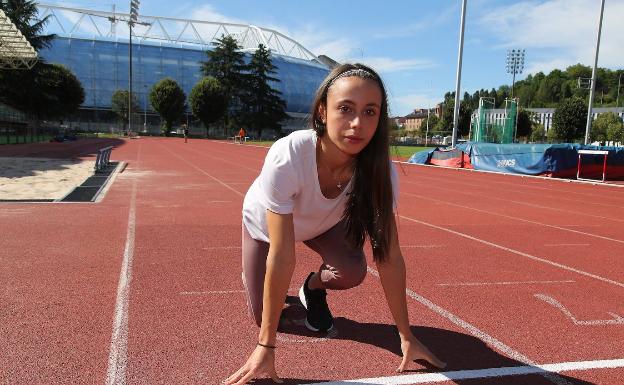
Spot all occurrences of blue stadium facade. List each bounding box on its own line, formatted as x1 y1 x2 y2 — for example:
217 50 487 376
36 5 331 135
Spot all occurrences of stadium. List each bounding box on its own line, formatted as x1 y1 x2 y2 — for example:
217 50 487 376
36 3 334 136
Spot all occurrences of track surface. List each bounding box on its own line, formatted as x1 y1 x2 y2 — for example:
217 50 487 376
1 137 623 385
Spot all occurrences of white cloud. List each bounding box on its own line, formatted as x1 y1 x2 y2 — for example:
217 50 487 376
478 0 624 72
359 57 436 74
524 57 576 76
189 4 245 25
270 23 357 61
189 7 358 60
392 93 441 116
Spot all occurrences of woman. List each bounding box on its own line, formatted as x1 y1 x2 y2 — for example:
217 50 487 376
226 63 445 384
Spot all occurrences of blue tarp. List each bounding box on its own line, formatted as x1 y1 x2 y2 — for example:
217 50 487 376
407 147 437 164
408 142 624 179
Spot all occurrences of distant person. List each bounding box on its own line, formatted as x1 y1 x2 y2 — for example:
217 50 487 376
224 64 445 384
238 127 246 143
183 125 189 143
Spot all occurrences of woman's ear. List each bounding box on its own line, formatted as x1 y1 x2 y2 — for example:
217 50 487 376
318 104 327 124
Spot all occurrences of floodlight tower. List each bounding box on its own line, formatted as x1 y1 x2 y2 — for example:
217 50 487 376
584 0 605 145
128 0 140 133
506 49 525 98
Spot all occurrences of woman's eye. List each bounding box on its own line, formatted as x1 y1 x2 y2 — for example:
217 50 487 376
365 109 377 116
339 105 351 113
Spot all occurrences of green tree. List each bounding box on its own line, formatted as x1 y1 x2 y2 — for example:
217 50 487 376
516 108 533 139
149 78 186 135
0 63 84 122
39 64 84 119
436 97 471 137
111 90 139 130
421 114 439 134
0 0 61 121
607 124 624 143
0 0 55 50
201 35 249 135
242 44 288 138
551 97 586 142
189 77 227 130
594 112 624 143
529 123 546 143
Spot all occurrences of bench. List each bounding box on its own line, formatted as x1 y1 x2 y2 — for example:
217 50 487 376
95 146 113 173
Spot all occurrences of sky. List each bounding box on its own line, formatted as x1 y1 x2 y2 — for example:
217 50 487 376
41 0 624 116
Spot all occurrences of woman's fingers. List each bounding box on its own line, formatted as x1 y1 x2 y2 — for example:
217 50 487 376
223 367 247 385
233 370 257 385
397 340 447 373
396 354 410 372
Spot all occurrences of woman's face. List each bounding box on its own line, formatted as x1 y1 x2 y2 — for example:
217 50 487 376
322 76 382 156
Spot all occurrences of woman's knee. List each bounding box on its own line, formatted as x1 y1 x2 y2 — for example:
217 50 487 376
331 258 367 289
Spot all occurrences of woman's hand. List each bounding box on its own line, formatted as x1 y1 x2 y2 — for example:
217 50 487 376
397 334 446 373
223 345 283 385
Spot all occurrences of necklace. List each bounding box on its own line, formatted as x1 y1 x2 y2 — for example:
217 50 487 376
318 146 353 190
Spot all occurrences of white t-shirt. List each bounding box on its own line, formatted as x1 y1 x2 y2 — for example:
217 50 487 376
242 129 398 242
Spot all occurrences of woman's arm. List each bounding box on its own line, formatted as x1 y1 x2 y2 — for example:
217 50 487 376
259 210 296 345
376 216 446 372
224 211 295 385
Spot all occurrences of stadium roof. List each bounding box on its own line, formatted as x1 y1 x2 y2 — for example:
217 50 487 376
37 3 321 63
0 9 38 70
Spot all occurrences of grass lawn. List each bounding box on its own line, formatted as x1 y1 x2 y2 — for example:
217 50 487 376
246 140 429 159
246 140 275 147
390 145 429 158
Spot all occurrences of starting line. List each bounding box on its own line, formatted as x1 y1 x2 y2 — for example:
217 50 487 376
311 358 624 385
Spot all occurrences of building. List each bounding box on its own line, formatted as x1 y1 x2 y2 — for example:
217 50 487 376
36 4 331 136
401 107 440 134
403 110 428 133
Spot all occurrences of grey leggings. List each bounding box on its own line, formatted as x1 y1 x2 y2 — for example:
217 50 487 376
241 220 367 326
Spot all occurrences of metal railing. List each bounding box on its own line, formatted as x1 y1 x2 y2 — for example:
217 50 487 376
94 146 113 172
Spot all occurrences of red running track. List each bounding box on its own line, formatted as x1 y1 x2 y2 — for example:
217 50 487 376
1 137 623 385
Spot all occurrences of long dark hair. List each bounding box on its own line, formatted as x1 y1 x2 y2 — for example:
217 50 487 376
311 63 393 263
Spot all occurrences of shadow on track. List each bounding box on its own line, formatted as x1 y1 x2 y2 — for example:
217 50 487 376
0 138 126 178
272 296 596 385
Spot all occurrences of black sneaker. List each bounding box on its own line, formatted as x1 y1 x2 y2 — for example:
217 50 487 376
299 272 334 332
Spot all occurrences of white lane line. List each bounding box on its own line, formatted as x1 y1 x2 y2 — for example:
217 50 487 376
401 191 624 245
180 290 245 295
437 280 575 287
179 285 300 296
535 294 624 325
400 215 624 289
158 143 244 197
311 358 624 384
544 243 590 247
175 142 261 173
392 159 624 189
398 171 624 209
366 267 571 385
105 178 137 385
401 177 624 224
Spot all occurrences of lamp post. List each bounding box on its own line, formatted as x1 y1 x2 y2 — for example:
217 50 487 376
584 0 605 145
506 49 525 98
128 0 140 134
617 72 622 108
143 84 148 132
451 0 467 148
